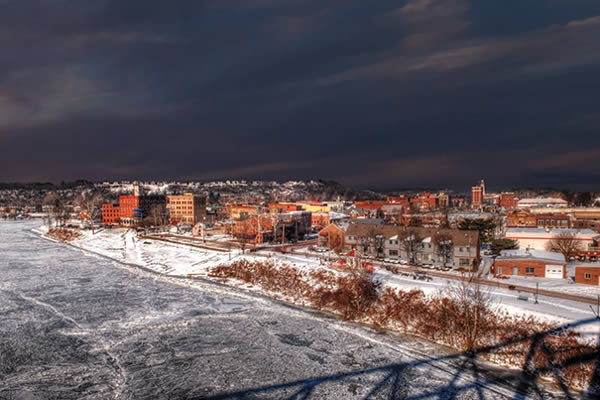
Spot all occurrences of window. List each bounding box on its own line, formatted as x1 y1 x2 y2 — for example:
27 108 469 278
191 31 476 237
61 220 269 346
525 267 535 274
585 273 592 280
389 250 398 256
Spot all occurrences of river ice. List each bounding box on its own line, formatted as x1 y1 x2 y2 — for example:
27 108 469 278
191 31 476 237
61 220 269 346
0 222 574 399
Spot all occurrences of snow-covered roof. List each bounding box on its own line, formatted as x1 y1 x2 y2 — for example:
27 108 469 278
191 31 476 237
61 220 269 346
499 249 565 263
422 237 432 243
506 228 600 239
328 211 349 220
574 262 600 269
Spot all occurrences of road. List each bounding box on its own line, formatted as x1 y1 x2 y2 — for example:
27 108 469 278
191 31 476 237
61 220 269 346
0 221 574 399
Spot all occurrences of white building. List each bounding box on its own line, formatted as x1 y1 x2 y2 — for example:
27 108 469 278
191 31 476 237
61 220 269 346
505 228 600 251
516 198 568 209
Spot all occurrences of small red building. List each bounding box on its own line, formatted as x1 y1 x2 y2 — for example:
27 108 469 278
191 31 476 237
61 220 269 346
102 203 120 225
311 212 330 230
493 249 566 279
574 265 600 286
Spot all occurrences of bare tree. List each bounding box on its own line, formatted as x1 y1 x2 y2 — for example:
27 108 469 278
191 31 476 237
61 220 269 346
433 232 453 268
365 228 384 259
545 231 584 261
444 271 493 351
148 204 166 230
75 193 103 234
399 228 423 265
42 193 64 228
237 220 254 254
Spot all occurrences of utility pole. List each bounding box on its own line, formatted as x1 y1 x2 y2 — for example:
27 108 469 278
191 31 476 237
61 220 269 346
590 295 600 318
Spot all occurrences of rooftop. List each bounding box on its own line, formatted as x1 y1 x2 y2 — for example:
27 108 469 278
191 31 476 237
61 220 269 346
498 249 565 263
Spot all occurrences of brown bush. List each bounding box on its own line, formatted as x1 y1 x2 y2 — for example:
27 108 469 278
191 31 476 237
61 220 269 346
46 228 82 242
208 260 597 389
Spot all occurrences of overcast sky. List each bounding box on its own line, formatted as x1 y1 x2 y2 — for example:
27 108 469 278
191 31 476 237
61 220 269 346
1 0 599 190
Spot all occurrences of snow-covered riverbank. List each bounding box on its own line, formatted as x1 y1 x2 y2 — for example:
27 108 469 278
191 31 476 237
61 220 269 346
33 225 600 342
1 220 562 399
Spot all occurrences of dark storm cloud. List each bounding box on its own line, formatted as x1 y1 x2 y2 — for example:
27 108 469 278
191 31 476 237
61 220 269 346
1 0 600 189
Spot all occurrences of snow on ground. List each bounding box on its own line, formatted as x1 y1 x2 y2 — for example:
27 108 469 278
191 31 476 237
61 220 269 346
41 226 600 340
487 273 600 297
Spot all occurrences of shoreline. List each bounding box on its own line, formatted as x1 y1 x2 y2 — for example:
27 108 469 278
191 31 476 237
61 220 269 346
31 225 581 397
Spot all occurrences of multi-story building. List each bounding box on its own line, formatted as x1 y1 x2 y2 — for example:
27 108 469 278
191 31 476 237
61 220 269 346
343 222 480 270
506 211 537 228
500 192 517 209
227 204 259 220
118 185 167 227
410 192 438 211
535 213 571 229
101 203 120 226
311 212 330 230
167 193 207 225
471 180 485 207
318 223 347 250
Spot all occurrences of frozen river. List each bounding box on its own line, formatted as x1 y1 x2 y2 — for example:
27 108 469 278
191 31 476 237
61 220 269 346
0 222 572 399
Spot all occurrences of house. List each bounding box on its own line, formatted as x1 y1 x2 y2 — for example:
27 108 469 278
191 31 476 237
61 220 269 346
493 249 566 279
574 264 600 285
344 222 480 270
318 223 347 251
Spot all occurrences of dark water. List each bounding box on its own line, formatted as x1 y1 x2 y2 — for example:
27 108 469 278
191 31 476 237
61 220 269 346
0 221 566 399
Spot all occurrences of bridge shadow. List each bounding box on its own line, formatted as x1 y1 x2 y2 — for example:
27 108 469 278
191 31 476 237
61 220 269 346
200 317 600 400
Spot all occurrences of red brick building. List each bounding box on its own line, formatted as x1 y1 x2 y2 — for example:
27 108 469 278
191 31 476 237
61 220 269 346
492 249 566 279
472 185 483 207
386 195 410 208
500 192 517 209
311 212 330 230
268 202 301 213
102 203 120 225
506 211 537 228
234 215 275 244
118 192 166 227
410 192 438 210
119 195 140 226
355 201 387 210
574 265 600 286
535 213 571 229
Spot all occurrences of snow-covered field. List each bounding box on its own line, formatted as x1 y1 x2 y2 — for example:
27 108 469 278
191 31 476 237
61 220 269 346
3 220 576 399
